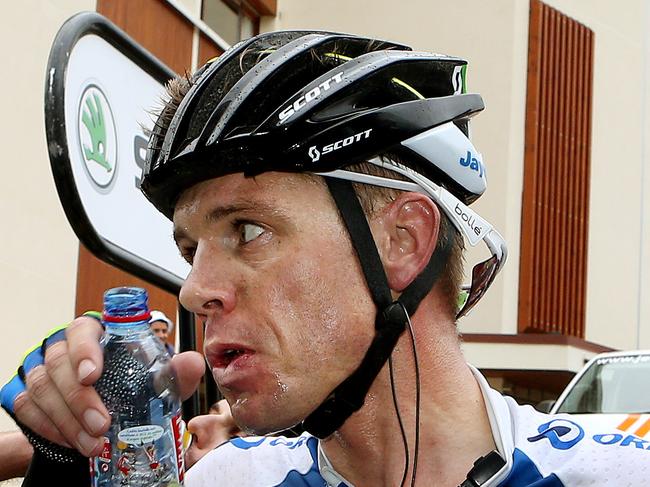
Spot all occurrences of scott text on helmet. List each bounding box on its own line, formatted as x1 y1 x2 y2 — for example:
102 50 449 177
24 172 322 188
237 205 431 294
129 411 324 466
308 129 373 163
279 72 344 123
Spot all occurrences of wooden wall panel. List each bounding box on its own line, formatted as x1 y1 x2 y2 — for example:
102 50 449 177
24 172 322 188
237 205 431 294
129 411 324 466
248 0 277 16
519 0 541 330
198 33 224 65
97 0 194 74
518 0 594 337
75 249 178 326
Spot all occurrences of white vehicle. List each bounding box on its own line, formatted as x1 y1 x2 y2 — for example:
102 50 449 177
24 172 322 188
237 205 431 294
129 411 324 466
549 350 650 439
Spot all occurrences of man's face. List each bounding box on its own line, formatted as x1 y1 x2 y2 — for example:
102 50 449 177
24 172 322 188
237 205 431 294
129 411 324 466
174 172 376 434
150 321 169 341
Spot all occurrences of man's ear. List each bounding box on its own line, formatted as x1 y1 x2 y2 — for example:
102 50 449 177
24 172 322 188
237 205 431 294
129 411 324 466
378 192 440 292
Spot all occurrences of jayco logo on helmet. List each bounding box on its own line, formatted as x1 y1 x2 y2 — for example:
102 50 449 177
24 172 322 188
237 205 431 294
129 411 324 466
279 72 344 123
308 129 373 163
459 150 485 178
527 419 585 450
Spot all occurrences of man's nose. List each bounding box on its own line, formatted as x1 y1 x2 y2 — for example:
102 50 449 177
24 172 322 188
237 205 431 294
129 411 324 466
179 246 237 318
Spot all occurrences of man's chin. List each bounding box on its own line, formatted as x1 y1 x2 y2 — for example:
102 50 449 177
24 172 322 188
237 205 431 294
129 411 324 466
236 415 303 436
231 401 307 436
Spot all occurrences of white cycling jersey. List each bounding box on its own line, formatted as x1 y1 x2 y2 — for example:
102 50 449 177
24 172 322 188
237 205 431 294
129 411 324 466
186 367 650 486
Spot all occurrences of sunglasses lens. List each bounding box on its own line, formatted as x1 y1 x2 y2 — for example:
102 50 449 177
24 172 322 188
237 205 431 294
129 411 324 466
457 255 498 318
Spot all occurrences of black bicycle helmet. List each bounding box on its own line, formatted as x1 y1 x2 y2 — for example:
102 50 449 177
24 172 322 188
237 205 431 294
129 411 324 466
142 31 487 217
141 30 507 438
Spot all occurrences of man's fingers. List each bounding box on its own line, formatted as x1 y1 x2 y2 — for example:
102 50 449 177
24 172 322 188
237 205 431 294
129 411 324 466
65 316 105 385
13 391 69 447
45 341 110 437
171 351 205 400
22 366 104 456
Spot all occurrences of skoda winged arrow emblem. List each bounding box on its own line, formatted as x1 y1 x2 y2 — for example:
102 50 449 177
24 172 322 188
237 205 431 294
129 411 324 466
78 84 118 189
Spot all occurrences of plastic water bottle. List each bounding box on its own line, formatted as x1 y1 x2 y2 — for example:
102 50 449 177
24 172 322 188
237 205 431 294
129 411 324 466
89 287 185 486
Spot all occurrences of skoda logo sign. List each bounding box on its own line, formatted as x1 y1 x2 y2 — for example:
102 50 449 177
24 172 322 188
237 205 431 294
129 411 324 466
528 419 585 450
77 84 117 189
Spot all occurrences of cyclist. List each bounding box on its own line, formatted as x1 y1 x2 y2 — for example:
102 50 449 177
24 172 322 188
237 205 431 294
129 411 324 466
2 31 646 486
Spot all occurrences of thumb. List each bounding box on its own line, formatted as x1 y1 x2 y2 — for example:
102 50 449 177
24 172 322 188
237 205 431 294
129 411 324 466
171 351 205 400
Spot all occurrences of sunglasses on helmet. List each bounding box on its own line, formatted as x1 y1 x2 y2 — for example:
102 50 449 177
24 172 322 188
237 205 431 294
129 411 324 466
317 157 507 318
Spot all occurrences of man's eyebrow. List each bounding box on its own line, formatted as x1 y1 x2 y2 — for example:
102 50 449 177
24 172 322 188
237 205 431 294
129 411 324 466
173 201 289 244
172 227 189 246
204 203 263 224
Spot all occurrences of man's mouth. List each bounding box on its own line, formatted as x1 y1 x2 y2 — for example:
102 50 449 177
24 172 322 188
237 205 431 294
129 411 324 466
209 345 254 369
222 348 245 364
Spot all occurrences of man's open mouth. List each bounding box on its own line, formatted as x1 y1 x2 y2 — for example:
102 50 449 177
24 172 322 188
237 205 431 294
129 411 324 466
211 346 253 368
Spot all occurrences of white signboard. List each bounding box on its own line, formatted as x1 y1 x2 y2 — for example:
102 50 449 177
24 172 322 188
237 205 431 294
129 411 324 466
46 13 190 291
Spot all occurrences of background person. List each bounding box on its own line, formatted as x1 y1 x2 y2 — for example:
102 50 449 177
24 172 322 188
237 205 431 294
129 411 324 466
149 310 176 356
185 399 243 469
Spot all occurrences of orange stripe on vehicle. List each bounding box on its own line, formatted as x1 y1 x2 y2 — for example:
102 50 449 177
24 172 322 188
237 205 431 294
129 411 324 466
617 414 640 432
633 418 650 438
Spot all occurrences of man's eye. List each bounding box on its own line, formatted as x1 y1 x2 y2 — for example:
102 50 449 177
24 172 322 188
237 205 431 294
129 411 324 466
180 247 195 264
240 223 265 243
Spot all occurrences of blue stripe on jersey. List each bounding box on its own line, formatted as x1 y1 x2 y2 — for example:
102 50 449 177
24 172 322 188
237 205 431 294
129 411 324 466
276 436 329 486
230 437 266 449
499 449 564 486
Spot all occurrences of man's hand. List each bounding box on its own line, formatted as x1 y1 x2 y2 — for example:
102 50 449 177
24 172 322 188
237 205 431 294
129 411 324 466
15 316 108 456
3 315 205 458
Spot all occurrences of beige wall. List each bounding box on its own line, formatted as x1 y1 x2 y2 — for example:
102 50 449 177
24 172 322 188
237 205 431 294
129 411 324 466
264 0 650 352
462 341 596 373
0 0 95 431
640 1 650 350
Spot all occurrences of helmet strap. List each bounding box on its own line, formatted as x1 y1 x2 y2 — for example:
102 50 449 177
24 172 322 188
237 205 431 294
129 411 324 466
301 177 450 438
